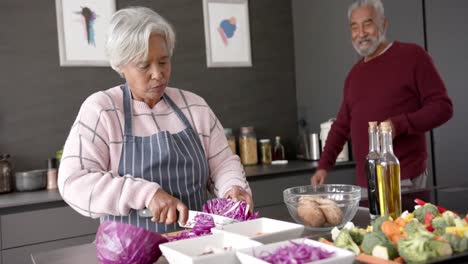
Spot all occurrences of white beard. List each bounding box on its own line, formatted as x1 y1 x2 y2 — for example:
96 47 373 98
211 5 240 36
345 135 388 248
352 30 386 57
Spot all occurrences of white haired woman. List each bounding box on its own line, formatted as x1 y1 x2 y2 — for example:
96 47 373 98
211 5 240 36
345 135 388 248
58 6 253 233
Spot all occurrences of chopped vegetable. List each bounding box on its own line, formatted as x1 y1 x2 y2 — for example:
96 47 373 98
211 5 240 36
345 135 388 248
255 240 334 263
361 231 389 255
372 245 395 260
371 216 389 233
349 227 367 245
414 203 439 223
381 221 401 240
203 198 258 221
414 198 454 215
443 233 468 253
334 229 360 254
167 213 215 241
427 240 453 257
424 212 435 232
432 216 450 236
398 235 437 263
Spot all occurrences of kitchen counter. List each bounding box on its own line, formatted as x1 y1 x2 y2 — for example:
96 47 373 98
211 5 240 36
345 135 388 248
30 207 370 264
0 160 355 213
244 160 354 178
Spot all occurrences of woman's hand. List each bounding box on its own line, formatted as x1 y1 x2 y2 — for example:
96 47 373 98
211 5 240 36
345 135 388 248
148 189 188 225
224 185 254 211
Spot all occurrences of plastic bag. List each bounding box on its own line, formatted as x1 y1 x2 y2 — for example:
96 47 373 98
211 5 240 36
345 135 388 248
96 221 168 264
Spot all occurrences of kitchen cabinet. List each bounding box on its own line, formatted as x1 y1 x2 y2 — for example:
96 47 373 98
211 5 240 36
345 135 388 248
3 235 94 264
0 191 99 264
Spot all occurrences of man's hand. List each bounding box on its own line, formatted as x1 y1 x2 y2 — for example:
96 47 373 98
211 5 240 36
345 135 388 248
224 185 254 211
148 189 188 226
310 169 327 185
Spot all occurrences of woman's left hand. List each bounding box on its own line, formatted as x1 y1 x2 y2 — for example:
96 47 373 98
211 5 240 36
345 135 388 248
224 185 254 211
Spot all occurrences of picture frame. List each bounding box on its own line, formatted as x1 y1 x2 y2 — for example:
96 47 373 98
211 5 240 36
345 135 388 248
203 0 252 67
55 0 116 66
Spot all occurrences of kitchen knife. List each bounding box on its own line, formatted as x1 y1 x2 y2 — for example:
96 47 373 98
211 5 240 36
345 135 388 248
137 208 239 228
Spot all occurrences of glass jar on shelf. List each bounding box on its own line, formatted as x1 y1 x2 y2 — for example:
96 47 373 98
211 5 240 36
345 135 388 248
239 126 258 165
224 128 236 155
259 139 272 165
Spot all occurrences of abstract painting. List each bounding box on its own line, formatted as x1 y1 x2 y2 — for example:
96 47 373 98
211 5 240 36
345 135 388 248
203 0 252 67
55 0 116 66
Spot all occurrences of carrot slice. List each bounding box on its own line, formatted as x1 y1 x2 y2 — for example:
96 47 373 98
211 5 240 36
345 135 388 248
381 221 401 239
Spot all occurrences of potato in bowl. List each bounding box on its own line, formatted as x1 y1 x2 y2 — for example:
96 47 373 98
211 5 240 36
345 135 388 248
284 184 361 231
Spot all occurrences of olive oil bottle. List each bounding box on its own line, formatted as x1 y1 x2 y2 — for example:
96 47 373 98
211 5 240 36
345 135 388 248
365 122 380 219
376 121 402 219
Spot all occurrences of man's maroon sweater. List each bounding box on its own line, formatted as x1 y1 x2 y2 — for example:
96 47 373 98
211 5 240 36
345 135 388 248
318 42 453 187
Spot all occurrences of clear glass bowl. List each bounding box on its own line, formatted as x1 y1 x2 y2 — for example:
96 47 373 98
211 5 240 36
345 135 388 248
283 184 361 231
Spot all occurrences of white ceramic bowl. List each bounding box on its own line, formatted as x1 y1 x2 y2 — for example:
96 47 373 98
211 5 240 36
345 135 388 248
211 217 305 244
236 238 356 264
159 232 262 264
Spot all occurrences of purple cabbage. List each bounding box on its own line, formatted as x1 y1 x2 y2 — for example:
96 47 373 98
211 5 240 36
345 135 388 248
203 198 259 221
95 221 168 264
255 241 335 264
167 213 215 242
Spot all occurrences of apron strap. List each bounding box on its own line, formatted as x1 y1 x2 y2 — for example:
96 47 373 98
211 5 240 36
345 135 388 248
122 84 197 135
163 93 194 130
121 84 133 136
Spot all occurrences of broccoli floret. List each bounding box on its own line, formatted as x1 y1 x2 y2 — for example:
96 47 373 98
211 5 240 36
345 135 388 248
432 216 450 236
349 227 367 245
334 229 360 255
414 203 439 223
442 211 460 226
404 219 435 239
427 240 453 257
361 231 388 255
443 233 468 253
398 235 437 263
371 216 389 232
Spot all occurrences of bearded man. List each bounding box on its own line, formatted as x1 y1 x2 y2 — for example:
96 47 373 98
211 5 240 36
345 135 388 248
310 0 453 192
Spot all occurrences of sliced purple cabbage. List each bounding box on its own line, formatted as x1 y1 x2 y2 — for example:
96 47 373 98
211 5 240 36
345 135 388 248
255 241 335 264
167 213 215 241
168 198 259 241
203 198 259 221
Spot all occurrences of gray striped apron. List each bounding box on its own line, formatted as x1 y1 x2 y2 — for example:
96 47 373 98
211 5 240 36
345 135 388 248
102 85 209 233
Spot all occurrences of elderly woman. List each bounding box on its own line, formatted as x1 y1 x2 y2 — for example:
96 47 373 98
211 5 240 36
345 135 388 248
58 6 253 233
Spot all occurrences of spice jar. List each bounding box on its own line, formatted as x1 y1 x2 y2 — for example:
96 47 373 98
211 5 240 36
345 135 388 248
259 139 272 165
239 126 258 165
224 128 236 155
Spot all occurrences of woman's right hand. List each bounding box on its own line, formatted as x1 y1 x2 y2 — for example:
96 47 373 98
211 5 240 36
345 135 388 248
310 169 327 185
148 189 188 225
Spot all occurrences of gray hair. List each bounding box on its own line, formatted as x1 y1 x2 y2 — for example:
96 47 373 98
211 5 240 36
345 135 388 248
105 6 176 74
347 0 385 29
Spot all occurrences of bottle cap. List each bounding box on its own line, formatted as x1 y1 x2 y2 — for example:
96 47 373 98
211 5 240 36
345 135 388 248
368 121 378 131
380 121 392 132
48 158 58 169
240 126 254 133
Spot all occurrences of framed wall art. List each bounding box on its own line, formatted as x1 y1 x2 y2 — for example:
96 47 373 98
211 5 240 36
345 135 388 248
203 0 252 67
55 0 116 66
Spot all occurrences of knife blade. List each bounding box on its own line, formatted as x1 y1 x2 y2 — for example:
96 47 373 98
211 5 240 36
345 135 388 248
179 210 239 229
